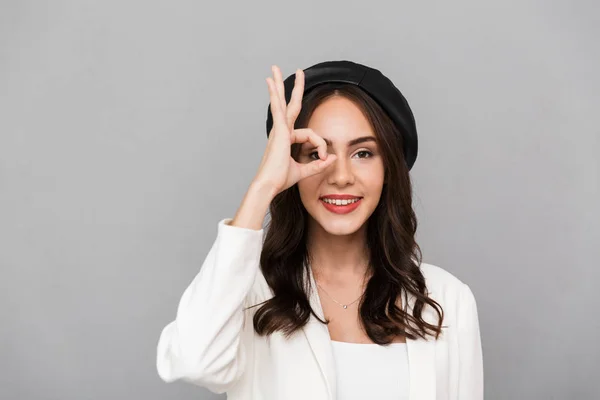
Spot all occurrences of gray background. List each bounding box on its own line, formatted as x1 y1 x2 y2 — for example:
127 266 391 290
1 0 598 399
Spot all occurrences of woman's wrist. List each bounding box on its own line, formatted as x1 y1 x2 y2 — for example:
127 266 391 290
229 181 276 231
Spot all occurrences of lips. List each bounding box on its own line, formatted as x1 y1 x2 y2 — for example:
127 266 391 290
320 196 363 214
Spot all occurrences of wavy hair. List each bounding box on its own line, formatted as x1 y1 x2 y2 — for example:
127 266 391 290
251 82 444 343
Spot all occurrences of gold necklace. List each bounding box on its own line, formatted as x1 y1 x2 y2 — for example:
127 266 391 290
315 281 364 309
313 263 369 310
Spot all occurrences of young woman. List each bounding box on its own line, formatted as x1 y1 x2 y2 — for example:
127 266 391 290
156 61 484 400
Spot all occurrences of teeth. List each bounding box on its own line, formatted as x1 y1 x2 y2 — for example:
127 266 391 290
322 198 360 205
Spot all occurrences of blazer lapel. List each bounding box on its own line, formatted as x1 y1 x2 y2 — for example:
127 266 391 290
405 291 437 400
300 265 437 400
302 265 336 400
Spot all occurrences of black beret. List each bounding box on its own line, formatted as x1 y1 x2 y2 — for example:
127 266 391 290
265 60 418 170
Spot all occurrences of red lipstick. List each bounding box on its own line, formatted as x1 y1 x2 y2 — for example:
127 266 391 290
319 194 363 214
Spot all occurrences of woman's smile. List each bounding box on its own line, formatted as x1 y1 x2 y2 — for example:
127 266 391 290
319 195 364 214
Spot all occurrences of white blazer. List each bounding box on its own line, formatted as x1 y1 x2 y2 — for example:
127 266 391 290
156 218 484 400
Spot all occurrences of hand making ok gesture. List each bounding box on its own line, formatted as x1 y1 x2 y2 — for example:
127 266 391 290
253 65 338 196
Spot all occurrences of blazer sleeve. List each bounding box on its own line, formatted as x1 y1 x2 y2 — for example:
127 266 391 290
156 217 264 393
457 283 484 399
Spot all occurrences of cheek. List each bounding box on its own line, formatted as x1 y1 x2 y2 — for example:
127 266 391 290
297 177 320 202
359 160 385 184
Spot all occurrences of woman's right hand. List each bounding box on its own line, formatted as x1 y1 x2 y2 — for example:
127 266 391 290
253 65 337 197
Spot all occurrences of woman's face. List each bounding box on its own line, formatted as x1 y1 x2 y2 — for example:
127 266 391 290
297 96 385 236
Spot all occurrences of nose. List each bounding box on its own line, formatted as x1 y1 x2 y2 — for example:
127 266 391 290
327 155 355 187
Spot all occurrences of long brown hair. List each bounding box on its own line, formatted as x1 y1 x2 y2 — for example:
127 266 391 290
252 82 444 344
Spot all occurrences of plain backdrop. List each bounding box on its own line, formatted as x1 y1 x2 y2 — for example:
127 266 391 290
1 1 598 399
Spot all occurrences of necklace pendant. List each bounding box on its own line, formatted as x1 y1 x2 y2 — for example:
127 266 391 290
343 305 348 309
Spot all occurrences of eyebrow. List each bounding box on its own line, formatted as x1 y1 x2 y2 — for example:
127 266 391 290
304 136 377 148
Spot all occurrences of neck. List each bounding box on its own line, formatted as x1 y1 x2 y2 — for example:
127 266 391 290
305 219 371 285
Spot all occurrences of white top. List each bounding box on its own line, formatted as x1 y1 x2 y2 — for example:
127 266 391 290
331 340 409 400
156 217 484 399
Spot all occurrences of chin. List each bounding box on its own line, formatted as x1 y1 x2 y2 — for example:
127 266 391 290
309 209 370 236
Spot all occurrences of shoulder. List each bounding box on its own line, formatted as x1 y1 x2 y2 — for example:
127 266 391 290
417 262 480 340
418 262 476 306
419 262 465 289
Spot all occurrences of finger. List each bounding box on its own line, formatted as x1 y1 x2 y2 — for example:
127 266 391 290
286 69 304 130
272 65 287 114
266 77 286 127
291 128 328 160
298 154 338 180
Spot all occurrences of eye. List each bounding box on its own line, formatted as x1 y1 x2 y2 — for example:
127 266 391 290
308 151 320 160
354 150 373 159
